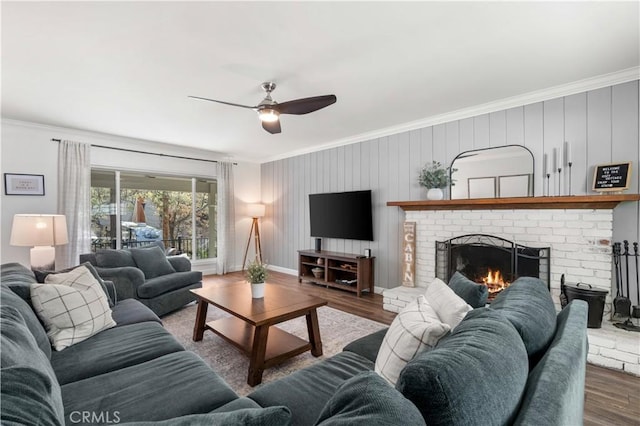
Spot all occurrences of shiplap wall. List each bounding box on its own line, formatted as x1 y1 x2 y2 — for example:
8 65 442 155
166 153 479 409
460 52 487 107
261 80 640 290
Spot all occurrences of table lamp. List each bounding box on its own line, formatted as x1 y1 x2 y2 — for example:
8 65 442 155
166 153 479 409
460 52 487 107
10 214 69 270
242 203 265 269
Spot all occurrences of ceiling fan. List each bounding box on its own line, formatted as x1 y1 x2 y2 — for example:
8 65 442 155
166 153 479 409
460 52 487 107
189 82 336 134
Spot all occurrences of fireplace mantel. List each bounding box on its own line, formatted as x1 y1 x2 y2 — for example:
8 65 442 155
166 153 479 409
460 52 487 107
387 194 640 211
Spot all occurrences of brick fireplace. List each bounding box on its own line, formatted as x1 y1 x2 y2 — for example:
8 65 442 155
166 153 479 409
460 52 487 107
384 195 640 376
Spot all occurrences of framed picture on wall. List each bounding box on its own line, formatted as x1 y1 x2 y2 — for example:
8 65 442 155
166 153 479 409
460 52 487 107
4 173 45 196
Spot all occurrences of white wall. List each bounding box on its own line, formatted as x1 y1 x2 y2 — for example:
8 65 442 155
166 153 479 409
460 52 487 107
1 119 261 272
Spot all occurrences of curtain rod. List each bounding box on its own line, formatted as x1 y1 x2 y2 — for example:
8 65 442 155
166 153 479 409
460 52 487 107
51 139 236 165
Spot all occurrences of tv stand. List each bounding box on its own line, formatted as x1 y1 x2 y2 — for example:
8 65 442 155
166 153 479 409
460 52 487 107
298 249 375 297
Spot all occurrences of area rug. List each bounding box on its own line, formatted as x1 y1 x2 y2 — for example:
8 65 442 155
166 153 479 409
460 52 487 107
162 303 387 396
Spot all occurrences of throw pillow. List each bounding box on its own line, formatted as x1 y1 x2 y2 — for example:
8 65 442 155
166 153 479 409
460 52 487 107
129 246 176 279
424 277 473 329
34 262 115 307
31 265 116 351
315 371 425 425
375 295 450 385
448 271 489 308
95 249 136 268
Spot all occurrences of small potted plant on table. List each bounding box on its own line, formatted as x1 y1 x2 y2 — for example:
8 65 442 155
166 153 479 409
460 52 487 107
246 258 268 298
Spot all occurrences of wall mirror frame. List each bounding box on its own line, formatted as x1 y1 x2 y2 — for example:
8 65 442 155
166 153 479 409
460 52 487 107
450 145 534 199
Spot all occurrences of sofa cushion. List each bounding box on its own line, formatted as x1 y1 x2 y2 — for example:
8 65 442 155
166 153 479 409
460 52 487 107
34 262 115 307
342 327 388 363
448 271 488 308
1 305 65 425
424 277 472 328
0 285 51 359
514 300 589 426
490 276 557 364
248 351 374 426
61 351 239 423
50 321 184 385
137 271 202 299
210 397 262 413
315 371 425 425
96 248 137 268
375 296 450 385
111 298 162 326
0 262 37 285
121 407 292 426
32 265 116 350
130 246 176 279
397 308 529 426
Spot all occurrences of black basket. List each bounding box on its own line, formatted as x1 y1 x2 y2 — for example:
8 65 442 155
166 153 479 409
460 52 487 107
562 282 608 328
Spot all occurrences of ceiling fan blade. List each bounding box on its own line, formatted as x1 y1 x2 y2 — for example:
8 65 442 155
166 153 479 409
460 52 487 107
262 120 281 134
188 96 256 110
275 95 337 115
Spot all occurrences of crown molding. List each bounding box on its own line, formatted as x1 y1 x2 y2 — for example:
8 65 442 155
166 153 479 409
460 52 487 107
1 118 233 162
263 67 640 163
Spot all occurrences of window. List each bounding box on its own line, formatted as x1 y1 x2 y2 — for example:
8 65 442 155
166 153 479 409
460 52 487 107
90 170 217 261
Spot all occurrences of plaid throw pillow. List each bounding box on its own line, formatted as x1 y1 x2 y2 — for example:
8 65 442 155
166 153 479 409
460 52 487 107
424 277 473 329
31 265 116 351
375 295 451 386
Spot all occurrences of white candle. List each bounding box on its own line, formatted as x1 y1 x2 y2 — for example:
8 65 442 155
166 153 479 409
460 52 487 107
553 148 558 171
565 141 572 165
558 146 563 170
543 153 548 176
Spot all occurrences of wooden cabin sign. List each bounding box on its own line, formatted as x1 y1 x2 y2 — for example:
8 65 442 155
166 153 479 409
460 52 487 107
402 221 416 287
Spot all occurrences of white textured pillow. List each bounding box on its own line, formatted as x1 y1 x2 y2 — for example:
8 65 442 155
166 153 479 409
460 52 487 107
31 265 116 351
424 277 473 329
375 295 451 385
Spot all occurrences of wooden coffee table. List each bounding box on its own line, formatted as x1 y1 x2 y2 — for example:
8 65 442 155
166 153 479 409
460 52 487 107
191 283 328 386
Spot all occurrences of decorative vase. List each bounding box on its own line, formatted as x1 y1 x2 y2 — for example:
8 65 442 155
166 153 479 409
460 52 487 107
251 282 265 298
311 267 324 279
426 188 444 200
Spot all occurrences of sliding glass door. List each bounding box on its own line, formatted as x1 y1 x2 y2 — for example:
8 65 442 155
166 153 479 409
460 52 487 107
90 170 217 261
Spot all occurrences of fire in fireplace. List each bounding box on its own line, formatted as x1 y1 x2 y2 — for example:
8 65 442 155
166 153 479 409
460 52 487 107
436 234 550 300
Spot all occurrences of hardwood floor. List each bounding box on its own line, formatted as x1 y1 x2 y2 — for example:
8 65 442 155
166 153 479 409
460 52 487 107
204 271 640 425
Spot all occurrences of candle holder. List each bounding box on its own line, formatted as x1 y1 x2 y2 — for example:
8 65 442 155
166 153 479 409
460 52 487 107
557 167 562 196
567 162 573 196
546 174 551 197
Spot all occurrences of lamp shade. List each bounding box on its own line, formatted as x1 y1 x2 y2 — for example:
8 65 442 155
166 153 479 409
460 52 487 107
10 214 69 247
247 203 266 218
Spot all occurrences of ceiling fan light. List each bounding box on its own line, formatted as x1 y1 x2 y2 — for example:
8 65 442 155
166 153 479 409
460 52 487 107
259 108 279 123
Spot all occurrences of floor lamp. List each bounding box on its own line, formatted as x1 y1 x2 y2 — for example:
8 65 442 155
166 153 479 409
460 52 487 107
10 214 69 270
243 203 265 269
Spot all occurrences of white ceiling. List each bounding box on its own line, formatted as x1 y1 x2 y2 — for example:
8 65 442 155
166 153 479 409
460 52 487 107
2 2 639 163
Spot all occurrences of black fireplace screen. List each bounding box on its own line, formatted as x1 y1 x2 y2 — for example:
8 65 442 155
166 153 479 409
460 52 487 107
436 234 550 290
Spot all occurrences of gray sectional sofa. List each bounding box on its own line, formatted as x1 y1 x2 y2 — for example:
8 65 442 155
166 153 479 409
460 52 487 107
1 262 588 426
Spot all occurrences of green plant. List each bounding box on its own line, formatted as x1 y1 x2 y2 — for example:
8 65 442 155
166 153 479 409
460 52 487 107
418 161 455 188
246 258 268 284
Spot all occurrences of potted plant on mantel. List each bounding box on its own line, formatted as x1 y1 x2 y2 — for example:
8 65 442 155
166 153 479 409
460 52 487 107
418 161 454 200
246 258 268 298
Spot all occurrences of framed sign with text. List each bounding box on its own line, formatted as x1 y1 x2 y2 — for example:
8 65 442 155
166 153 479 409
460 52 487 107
4 173 45 196
402 221 416 287
592 163 632 192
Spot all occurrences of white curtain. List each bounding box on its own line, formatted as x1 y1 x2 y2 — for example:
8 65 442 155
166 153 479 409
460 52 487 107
57 140 91 269
216 161 236 274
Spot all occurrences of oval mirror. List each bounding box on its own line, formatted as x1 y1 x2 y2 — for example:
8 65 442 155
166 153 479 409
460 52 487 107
450 145 534 199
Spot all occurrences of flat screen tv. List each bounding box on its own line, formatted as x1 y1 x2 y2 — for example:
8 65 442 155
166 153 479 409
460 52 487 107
309 190 373 241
